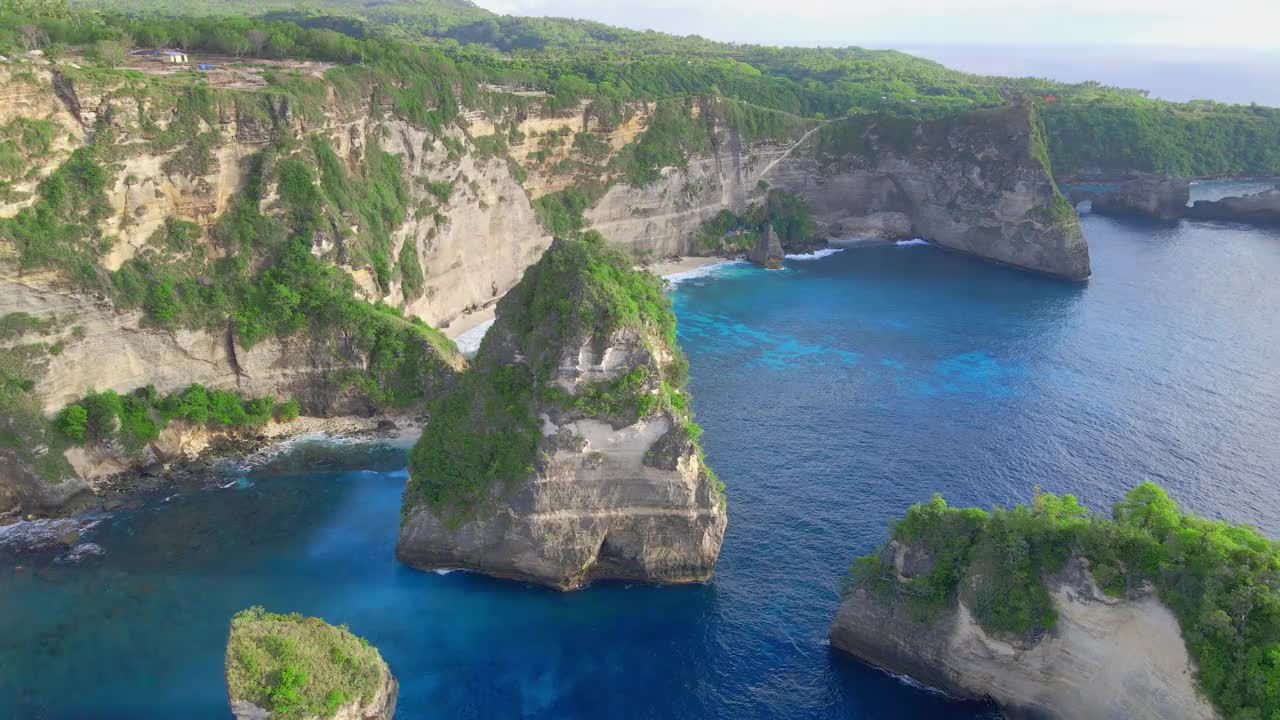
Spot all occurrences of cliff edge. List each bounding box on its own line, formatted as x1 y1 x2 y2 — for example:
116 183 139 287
831 547 1215 720
396 236 726 590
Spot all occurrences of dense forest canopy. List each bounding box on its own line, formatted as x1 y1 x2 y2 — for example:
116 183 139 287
0 0 1268 176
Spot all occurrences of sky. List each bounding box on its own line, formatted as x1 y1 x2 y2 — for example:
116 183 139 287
475 0 1280 50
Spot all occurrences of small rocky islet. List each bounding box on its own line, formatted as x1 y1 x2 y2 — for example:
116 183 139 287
225 607 397 720
0 2 1277 718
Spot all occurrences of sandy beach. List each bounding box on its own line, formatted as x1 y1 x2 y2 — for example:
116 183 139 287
641 255 728 277
439 303 499 340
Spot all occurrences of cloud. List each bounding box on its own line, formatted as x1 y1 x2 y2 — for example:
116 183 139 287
474 0 1280 48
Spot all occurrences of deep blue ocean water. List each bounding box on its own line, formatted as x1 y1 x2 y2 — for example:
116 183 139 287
3 203 1280 719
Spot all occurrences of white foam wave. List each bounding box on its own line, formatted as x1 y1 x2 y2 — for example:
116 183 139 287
0 517 101 552
662 260 748 286
453 318 495 356
895 238 930 247
784 247 845 260
877 667 950 696
223 431 369 473
57 542 106 564
433 568 456 575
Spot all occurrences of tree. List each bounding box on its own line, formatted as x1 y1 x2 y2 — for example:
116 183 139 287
246 29 268 57
18 24 48 51
93 39 126 68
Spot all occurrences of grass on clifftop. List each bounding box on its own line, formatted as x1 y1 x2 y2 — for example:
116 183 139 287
405 234 697 522
851 482 1280 720
225 607 386 720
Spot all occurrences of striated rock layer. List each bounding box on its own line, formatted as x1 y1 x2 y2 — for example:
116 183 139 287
397 239 726 589
586 102 1090 281
830 543 1218 720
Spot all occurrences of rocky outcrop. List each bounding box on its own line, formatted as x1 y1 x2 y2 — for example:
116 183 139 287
747 226 784 269
830 543 1217 720
585 103 1090 281
1187 186 1280 226
769 107 1089 280
226 607 397 720
1087 174 1190 221
397 238 726 590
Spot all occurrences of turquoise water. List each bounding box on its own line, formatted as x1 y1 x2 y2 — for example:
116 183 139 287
3 210 1280 718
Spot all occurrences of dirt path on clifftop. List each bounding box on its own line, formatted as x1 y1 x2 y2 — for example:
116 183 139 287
758 123 825 180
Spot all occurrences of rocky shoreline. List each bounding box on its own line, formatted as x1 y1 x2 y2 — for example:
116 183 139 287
0 414 420 537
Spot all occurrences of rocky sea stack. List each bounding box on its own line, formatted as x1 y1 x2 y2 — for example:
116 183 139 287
397 235 726 590
747 226 785 269
829 483 1280 720
225 607 397 720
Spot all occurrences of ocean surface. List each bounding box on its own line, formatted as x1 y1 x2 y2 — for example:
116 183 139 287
3 190 1280 718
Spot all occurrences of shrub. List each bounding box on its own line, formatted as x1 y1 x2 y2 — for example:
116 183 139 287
54 404 88 443
80 390 123 442
274 399 301 422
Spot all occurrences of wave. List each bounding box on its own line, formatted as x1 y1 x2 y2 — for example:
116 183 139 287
0 516 102 553
453 318 495 356
663 260 750 286
222 431 371 474
895 238 930 247
875 666 951 697
784 248 845 260
56 542 106 564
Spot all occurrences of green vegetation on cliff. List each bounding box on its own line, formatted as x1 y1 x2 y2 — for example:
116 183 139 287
1043 99 1280 177
53 383 297 450
226 606 387 720
852 483 1280 720
698 189 816 253
405 234 695 521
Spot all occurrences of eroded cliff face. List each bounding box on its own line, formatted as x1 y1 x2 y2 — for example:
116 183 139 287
397 239 726 589
830 543 1217 720
1084 174 1191 221
766 107 1090 280
581 103 1089 280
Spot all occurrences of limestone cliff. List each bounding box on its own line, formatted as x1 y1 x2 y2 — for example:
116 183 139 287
770 106 1090 280
0 59 506 515
397 237 726 590
831 541 1218 720
583 102 1089 280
